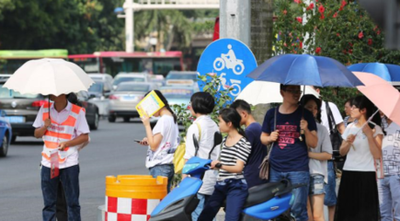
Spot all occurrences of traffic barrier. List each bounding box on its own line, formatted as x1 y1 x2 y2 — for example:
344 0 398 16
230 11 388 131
105 175 168 221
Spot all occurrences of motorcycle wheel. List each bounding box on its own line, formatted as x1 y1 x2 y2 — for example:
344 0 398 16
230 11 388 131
233 62 245 75
213 57 225 71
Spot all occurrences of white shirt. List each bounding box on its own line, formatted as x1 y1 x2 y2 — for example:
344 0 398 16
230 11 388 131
146 115 179 168
342 123 383 172
184 115 220 195
382 122 400 176
321 101 344 134
309 124 333 183
33 102 90 169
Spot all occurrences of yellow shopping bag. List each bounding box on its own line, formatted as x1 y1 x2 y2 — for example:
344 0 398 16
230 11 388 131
173 141 186 174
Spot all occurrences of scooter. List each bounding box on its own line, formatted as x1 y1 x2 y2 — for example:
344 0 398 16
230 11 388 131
149 132 301 221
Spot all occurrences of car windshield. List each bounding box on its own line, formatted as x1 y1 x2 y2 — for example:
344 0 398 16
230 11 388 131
113 77 145 85
116 84 150 92
0 85 38 98
88 82 103 93
166 73 197 80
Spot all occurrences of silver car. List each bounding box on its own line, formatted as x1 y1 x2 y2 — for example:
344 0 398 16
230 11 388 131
108 82 158 122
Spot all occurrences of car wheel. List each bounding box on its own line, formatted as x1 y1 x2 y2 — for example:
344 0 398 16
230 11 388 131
11 135 16 144
108 115 116 123
90 112 99 130
0 134 9 157
123 117 130 122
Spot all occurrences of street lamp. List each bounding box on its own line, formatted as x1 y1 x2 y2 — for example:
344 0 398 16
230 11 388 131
114 0 134 52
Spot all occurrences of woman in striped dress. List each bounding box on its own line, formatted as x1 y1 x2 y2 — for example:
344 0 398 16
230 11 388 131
198 108 251 221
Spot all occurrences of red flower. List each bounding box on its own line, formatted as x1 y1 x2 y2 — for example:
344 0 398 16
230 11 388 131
342 50 347 54
300 41 303 49
306 2 314 10
348 49 353 54
368 38 373 45
349 42 353 47
358 31 364 39
320 14 325 20
284 43 287 47
315 47 322 54
296 17 303 23
377 30 381 35
283 10 287 15
339 6 343 11
333 12 338 18
336 33 340 37
373 25 378 31
318 5 325 14
341 0 347 7
294 0 301 3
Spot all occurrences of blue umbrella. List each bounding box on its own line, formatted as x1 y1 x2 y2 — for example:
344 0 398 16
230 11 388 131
347 62 400 85
247 54 363 87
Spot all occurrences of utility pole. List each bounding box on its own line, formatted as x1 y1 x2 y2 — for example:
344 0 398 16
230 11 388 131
219 0 251 46
250 0 273 64
124 0 134 52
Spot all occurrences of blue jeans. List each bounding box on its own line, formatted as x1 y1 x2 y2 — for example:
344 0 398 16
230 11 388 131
270 168 310 221
378 175 400 221
199 179 248 221
192 193 214 221
149 164 174 192
324 161 337 206
41 165 80 221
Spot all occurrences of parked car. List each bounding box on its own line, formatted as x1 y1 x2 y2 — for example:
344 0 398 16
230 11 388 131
160 85 199 107
0 80 99 142
150 75 165 87
87 81 111 116
108 82 158 122
165 71 198 86
0 110 12 157
112 72 150 90
88 73 113 85
68 91 100 130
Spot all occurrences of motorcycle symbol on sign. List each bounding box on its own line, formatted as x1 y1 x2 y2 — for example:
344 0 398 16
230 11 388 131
218 73 242 96
213 44 245 75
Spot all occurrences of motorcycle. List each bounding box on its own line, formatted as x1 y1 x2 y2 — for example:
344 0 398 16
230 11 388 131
149 132 301 221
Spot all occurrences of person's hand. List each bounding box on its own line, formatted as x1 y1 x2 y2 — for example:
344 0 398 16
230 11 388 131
139 137 148 146
210 160 220 169
44 118 51 128
58 142 68 151
346 134 356 144
300 119 308 131
140 111 150 127
362 124 374 138
270 130 279 142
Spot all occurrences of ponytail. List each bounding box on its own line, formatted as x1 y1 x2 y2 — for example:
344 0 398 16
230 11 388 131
150 90 177 124
165 105 177 124
238 127 247 138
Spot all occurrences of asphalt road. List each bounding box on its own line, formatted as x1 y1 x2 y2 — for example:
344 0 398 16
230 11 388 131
0 119 149 221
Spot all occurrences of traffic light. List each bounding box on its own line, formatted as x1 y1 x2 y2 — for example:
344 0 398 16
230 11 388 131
358 0 400 50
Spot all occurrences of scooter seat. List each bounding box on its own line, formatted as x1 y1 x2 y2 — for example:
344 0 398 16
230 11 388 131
243 181 287 208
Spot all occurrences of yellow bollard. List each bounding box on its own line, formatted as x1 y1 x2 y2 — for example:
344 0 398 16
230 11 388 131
104 175 168 221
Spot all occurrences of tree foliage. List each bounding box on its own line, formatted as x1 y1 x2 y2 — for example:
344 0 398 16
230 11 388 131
273 0 399 113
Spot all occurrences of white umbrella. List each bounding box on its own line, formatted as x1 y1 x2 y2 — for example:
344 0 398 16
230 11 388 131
236 81 320 105
4 58 94 96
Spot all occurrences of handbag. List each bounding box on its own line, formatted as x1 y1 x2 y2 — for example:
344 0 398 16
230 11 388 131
326 102 345 162
259 106 278 180
173 122 201 174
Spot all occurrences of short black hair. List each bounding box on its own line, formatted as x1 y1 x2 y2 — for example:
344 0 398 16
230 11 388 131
190 92 215 114
280 84 299 91
230 99 251 114
300 94 322 123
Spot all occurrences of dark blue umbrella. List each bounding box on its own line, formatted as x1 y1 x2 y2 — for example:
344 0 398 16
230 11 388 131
247 54 363 87
347 62 400 85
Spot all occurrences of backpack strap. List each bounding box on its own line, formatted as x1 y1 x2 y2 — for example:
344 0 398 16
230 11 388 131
193 122 201 157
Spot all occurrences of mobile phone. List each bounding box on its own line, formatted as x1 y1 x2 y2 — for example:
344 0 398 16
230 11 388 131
134 139 142 143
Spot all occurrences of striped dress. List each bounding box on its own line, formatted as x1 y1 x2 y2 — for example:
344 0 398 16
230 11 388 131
218 137 252 181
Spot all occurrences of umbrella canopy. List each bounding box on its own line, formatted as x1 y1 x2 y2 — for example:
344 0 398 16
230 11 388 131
348 62 400 85
353 71 400 126
248 54 363 87
236 81 320 105
4 58 94 96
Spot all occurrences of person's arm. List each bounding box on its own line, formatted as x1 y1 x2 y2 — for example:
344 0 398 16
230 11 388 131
59 134 89 150
260 131 279 146
211 159 245 173
34 118 51 138
309 152 332 160
339 134 355 156
141 113 163 151
337 122 345 135
363 126 383 159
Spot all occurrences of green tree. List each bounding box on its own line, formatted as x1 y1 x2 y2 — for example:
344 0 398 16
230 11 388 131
273 0 399 112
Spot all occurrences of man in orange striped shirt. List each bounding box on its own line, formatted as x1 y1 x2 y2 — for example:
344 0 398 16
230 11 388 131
33 94 90 221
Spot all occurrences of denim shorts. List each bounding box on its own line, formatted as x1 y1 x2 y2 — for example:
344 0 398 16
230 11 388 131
324 161 337 206
309 174 325 195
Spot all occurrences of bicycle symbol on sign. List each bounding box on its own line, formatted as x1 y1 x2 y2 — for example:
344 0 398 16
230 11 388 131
218 73 242 97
